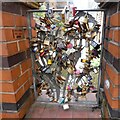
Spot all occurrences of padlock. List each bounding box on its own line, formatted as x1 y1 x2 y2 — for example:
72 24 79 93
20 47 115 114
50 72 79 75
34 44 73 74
74 70 80 75
44 39 50 46
93 24 101 32
47 59 52 65
33 47 39 53
85 32 91 38
87 75 92 81
47 8 53 18
67 43 73 49
63 103 69 110
91 40 98 48
66 85 71 91
67 65 74 74
93 68 98 73
91 49 100 58
91 32 97 39
61 53 68 61
35 23 41 29
40 49 45 56
58 97 65 104
81 59 87 63
37 31 46 41
56 75 66 84
51 24 56 30
80 14 88 24
89 23 94 31
52 51 57 58
39 22 48 32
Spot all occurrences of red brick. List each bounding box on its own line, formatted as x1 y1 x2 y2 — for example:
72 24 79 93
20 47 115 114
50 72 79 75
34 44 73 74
0 69 12 81
32 29 37 37
0 29 14 42
104 71 120 99
0 11 15 27
8 42 18 56
0 65 20 81
108 42 120 58
0 42 18 56
29 77 33 86
110 13 120 27
0 11 2 26
13 71 29 91
18 70 29 85
24 30 29 39
113 30 120 43
104 88 120 109
22 16 27 27
0 82 14 92
15 87 24 102
109 85 119 98
13 29 24 40
11 65 21 80
28 69 32 77
27 58 32 68
31 19 35 28
2 112 19 118
15 15 27 27
0 43 8 56
21 58 32 73
18 93 34 118
19 39 30 52
108 30 113 40
21 59 29 73
106 63 119 85
24 80 31 92
1 94 33 119
0 69 29 93
1 94 16 103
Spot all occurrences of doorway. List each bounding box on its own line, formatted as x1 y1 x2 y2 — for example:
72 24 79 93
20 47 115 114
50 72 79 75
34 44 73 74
27 8 105 109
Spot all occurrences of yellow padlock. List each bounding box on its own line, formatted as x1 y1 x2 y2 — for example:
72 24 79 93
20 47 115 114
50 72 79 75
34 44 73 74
81 59 87 63
47 59 52 65
62 27 65 31
40 49 44 53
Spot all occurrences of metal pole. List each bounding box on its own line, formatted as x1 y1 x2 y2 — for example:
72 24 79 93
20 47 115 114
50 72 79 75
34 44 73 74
27 9 64 13
27 11 38 99
27 9 105 13
97 10 106 106
27 12 32 40
76 9 105 12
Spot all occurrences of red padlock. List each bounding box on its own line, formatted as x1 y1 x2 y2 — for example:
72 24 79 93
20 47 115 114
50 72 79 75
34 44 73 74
72 7 77 16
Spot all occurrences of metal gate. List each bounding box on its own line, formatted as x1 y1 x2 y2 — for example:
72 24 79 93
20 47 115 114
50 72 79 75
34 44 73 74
27 8 106 107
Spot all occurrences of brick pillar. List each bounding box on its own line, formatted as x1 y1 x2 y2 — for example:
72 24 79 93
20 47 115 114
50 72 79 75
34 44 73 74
0 2 36 119
99 2 120 119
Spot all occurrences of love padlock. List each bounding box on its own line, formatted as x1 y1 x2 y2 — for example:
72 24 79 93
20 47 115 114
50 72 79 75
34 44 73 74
81 59 88 63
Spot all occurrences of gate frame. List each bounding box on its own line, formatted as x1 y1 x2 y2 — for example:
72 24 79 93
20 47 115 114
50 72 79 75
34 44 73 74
27 8 106 106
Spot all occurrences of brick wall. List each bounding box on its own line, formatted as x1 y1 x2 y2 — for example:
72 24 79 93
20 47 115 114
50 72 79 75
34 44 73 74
100 2 120 119
0 2 36 119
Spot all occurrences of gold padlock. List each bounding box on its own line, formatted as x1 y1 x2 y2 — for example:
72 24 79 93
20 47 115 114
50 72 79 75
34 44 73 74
67 65 74 74
81 59 87 63
47 59 52 65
